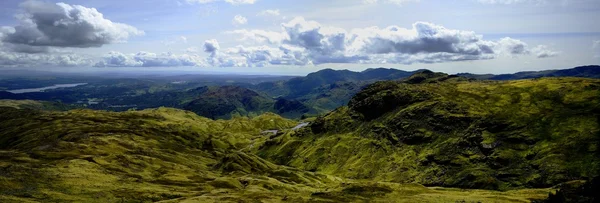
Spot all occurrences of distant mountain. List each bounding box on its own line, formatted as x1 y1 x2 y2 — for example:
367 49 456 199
249 68 422 113
458 65 600 80
183 86 312 119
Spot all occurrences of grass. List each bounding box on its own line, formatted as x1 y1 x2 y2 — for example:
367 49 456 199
257 76 600 191
0 103 560 202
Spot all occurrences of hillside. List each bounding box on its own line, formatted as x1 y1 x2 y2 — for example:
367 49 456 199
183 86 312 119
458 65 600 80
257 72 600 191
0 107 554 202
250 68 420 113
0 99 79 111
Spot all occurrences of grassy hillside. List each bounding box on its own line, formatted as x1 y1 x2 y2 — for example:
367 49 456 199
458 65 600 80
257 74 600 191
183 86 312 119
0 106 555 202
0 99 80 111
249 68 420 114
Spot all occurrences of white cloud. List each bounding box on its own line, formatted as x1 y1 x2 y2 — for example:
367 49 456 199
531 45 559 58
94 51 205 67
257 9 280 17
0 51 92 67
203 39 220 57
220 17 559 67
232 15 248 26
0 0 143 50
495 37 529 55
185 0 256 5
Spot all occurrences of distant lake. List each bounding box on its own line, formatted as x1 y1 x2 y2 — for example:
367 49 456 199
7 83 87 94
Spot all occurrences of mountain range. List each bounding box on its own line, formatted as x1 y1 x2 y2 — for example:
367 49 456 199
0 69 598 202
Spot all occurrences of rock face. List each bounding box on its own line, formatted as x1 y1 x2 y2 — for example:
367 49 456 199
258 76 600 190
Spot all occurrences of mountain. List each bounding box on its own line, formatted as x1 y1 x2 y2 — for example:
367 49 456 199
257 71 600 191
249 68 421 113
184 86 312 119
0 106 554 202
458 65 600 80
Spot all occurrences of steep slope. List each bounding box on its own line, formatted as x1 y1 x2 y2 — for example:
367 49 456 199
257 73 600 191
0 107 554 202
458 65 600 80
183 86 312 119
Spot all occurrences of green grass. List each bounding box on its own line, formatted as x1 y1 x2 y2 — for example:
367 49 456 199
257 76 600 191
0 103 559 202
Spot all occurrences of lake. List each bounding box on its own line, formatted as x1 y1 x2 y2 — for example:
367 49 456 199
7 83 88 94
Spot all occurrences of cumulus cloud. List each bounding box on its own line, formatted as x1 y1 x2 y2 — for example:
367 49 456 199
257 9 280 17
94 51 205 67
185 0 256 5
531 45 559 58
232 15 248 26
0 51 92 67
495 37 529 55
219 17 558 67
203 39 220 56
0 0 143 50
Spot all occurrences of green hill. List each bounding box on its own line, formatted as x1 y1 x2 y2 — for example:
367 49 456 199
0 106 555 202
183 86 312 119
250 68 420 114
458 65 600 80
257 73 600 191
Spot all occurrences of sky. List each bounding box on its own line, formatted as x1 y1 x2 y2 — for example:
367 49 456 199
0 0 599 75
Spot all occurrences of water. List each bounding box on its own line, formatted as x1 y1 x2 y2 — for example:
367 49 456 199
7 83 87 94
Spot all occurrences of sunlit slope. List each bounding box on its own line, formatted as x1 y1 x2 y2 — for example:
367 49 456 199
0 107 554 202
0 107 323 202
258 75 600 190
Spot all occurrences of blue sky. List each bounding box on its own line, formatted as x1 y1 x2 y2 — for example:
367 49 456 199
0 0 599 75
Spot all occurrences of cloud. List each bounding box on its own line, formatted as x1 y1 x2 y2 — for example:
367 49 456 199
203 39 220 56
531 45 558 58
232 15 248 26
94 51 205 67
363 0 421 6
0 0 143 50
220 17 558 67
0 51 92 67
257 9 280 17
185 0 256 5
495 37 529 55
225 29 288 44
